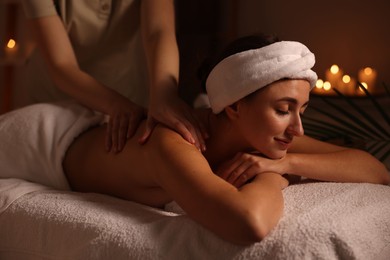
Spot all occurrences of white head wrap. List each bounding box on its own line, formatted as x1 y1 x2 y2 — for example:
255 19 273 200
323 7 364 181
205 41 318 113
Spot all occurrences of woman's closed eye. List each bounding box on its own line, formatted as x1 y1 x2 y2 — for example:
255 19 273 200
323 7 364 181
276 104 307 116
276 108 289 116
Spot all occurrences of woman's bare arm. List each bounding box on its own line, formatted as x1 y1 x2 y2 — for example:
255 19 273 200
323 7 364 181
216 135 389 187
287 135 389 184
146 127 287 245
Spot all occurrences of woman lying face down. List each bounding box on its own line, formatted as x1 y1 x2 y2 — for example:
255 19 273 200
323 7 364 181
61 34 389 245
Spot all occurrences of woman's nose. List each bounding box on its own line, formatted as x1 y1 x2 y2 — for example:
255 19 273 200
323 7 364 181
287 115 304 137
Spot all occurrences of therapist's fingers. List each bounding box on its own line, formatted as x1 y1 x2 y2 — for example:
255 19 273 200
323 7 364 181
105 119 113 152
182 107 210 152
117 114 130 152
138 116 157 144
105 114 124 153
107 106 145 153
110 115 120 153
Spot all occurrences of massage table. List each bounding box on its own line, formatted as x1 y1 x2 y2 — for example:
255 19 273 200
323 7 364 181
1 178 390 259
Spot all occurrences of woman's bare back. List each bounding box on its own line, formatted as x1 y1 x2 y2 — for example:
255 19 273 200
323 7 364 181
63 123 173 208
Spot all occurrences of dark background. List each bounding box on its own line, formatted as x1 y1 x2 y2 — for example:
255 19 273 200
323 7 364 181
1 0 390 109
175 0 390 104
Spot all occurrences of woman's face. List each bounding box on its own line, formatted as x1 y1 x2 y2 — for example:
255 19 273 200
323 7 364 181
235 79 310 159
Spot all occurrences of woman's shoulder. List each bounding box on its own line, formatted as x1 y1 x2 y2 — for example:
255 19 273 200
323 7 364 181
143 123 205 165
148 124 189 144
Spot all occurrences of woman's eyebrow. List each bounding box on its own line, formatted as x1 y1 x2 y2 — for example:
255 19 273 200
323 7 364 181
276 97 309 107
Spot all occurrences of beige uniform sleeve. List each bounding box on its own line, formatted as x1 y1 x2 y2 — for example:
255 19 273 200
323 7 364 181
21 0 58 18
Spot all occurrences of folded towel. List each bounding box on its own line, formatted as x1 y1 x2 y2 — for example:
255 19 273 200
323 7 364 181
206 41 317 113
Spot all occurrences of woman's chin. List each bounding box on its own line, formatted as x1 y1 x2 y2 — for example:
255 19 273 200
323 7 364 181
266 150 287 160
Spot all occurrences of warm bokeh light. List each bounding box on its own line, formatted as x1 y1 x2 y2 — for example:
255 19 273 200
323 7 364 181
323 81 331 91
363 67 372 75
330 64 339 74
359 82 368 92
316 79 324 89
319 65 377 96
6 39 16 49
342 75 351 84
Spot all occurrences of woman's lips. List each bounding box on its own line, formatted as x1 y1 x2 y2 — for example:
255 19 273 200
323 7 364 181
274 138 292 150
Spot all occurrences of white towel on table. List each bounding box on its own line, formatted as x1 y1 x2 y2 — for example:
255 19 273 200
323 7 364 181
1 181 390 259
0 101 104 213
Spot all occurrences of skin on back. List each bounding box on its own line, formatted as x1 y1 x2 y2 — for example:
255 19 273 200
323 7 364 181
64 121 175 208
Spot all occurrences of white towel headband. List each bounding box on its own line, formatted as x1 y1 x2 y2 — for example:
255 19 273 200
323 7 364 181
205 41 318 113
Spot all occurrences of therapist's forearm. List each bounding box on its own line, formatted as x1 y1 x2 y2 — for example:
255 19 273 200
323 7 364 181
141 0 179 98
49 64 128 114
143 33 179 98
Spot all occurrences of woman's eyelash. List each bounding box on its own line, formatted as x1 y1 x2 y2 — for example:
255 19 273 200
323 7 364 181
276 110 289 115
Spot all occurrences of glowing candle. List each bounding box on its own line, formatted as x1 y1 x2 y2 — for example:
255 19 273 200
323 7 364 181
320 81 334 95
312 79 324 95
325 64 343 89
358 67 377 93
340 74 356 96
7 39 16 48
357 82 368 96
5 38 18 60
323 81 331 90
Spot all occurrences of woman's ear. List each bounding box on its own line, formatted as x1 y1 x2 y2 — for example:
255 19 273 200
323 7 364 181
224 102 241 120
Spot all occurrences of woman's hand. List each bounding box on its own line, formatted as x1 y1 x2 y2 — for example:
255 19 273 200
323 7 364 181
139 93 208 151
106 98 146 153
216 152 289 188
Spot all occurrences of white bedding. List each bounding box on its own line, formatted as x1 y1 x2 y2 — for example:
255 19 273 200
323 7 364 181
1 178 390 260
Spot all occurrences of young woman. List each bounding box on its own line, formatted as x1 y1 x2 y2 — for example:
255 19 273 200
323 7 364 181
1 34 389 245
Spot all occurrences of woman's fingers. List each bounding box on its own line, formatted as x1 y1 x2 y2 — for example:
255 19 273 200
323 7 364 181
231 165 262 188
217 152 244 180
217 153 270 187
226 159 253 185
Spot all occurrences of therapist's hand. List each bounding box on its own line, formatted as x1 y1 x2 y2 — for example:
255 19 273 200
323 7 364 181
139 93 208 152
106 98 146 153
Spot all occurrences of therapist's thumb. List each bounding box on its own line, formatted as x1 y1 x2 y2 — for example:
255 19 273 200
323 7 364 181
138 117 156 144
